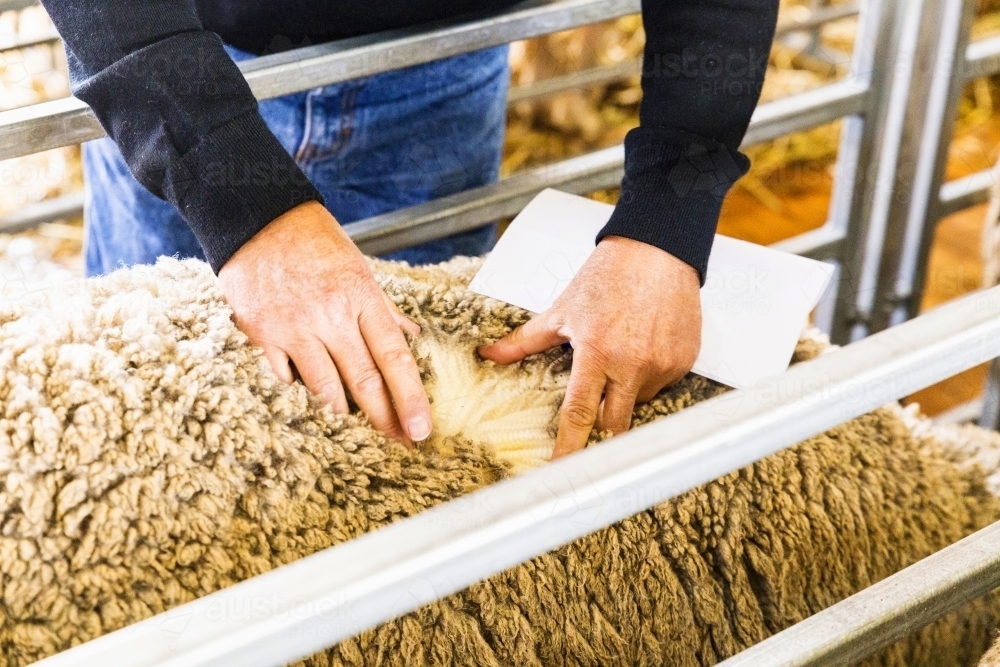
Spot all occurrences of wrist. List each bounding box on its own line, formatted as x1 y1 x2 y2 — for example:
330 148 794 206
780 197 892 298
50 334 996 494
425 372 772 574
598 235 700 288
220 201 335 275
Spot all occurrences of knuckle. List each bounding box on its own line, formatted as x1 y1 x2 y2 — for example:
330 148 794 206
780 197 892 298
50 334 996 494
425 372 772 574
562 400 597 430
380 344 415 370
316 376 344 397
312 371 340 390
352 366 386 395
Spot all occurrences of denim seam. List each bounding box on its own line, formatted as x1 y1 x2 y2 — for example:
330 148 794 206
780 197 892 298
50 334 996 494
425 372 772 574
296 82 364 164
293 87 323 163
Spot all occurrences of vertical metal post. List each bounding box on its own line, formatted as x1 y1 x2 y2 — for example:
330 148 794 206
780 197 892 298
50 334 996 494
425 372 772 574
825 0 909 343
868 0 977 334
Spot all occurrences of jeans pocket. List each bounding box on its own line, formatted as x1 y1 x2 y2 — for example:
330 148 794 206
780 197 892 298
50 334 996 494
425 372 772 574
294 82 366 164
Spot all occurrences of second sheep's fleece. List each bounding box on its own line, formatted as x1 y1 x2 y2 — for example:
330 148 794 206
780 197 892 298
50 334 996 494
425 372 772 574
0 256 999 666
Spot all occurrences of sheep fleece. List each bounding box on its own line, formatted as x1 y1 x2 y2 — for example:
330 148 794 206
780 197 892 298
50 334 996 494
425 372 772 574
0 257 997 667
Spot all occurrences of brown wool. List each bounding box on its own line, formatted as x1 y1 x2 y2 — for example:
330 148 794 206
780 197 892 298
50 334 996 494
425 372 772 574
0 256 997 666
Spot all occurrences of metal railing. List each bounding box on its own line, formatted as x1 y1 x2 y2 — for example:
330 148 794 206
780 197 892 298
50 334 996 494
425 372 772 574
867 0 986 336
845 0 1000 428
0 0 642 161
35 276 1000 667
0 0 36 13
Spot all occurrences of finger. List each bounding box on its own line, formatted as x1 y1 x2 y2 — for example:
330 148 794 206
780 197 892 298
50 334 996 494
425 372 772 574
636 367 689 404
382 293 421 337
288 338 350 414
359 304 432 443
596 381 637 435
478 312 566 365
330 331 412 447
262 346 295 384
552 356 607 459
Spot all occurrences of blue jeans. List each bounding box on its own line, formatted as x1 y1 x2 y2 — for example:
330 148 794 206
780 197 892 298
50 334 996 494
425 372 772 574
82 45 509 276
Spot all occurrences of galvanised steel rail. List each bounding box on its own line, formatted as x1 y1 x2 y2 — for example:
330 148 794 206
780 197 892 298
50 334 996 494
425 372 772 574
0 79 866 238
0 0 35 13
858 0 1000 430
869 1 998 334
505 57 642 103
347 80 866 257
33 282 1000 667
0 0 642 161
0 29 58 52
0 191 82 234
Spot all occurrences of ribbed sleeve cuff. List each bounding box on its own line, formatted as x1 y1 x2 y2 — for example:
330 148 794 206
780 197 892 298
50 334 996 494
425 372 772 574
597 127 750 284
161 111 324 273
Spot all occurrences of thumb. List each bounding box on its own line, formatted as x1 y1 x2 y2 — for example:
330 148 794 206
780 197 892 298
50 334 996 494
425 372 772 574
478 311 566 365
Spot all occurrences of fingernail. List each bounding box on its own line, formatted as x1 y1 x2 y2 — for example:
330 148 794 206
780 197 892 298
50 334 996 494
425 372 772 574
407 415 432 441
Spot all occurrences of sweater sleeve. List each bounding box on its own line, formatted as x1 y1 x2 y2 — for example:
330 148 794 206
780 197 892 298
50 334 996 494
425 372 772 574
38 0 324 273
596 0 779 283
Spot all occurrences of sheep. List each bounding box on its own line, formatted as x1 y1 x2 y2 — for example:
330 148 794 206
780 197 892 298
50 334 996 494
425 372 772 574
0 256 997 667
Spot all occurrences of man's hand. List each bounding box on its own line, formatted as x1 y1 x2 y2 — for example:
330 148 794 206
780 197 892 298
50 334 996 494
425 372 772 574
218 201 432 447
479 236 701 458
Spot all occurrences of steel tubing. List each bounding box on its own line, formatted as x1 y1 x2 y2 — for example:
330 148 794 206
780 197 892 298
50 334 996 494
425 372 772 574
345 145 623 254
0 191 82 233
938 167 996 218
347 76 866 255
0 0 36 13
965 33 1000 82
0 0 640 161
0 77 867 248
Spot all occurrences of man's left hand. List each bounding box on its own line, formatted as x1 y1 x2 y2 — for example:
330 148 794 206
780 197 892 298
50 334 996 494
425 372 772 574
478 235 702 458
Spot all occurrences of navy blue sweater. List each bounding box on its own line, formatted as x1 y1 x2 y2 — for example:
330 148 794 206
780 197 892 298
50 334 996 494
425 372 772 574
40 0 778 280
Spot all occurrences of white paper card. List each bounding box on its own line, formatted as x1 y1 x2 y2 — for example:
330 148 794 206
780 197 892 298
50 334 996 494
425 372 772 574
469 189 834 389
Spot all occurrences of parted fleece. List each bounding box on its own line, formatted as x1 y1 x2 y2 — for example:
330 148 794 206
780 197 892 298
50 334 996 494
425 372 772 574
0 256 999 666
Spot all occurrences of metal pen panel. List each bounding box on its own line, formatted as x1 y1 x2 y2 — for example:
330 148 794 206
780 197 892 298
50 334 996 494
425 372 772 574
813 0 908 343
242 0 638 100
867 2 1000 336
345 81 868 255
867 0 975 334
0 0 640 162
0 79 867 251
34 282 1000 667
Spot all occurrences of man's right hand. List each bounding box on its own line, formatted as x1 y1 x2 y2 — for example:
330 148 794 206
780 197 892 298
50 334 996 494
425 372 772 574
218 201 432 447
